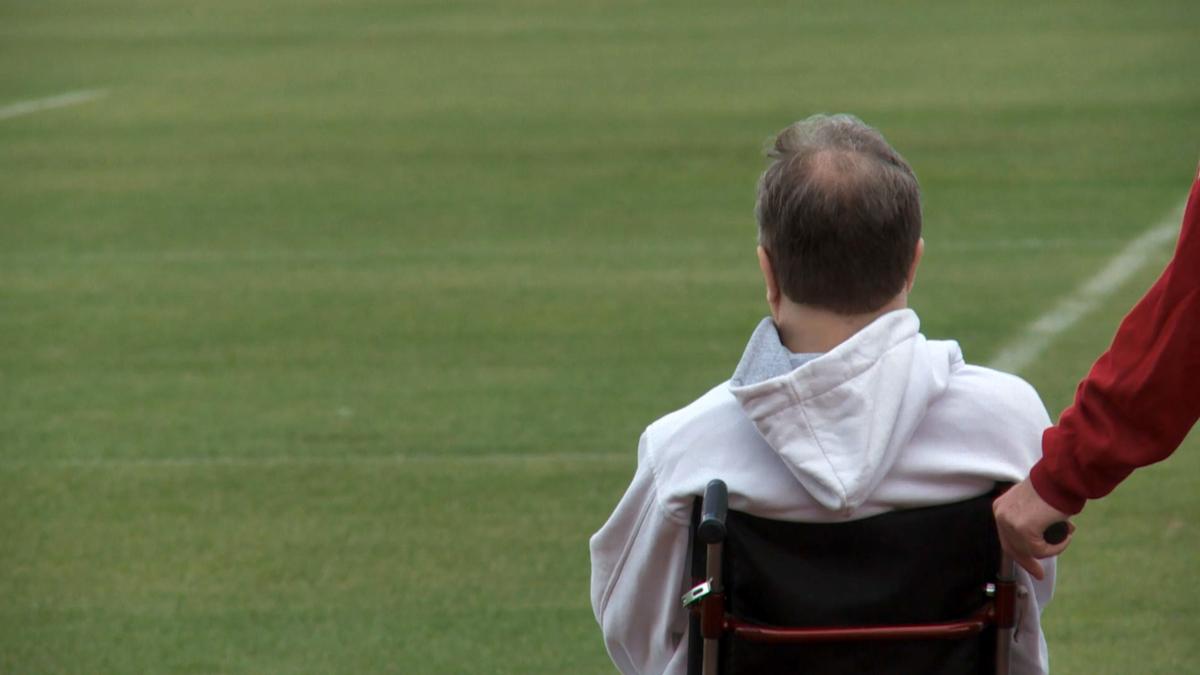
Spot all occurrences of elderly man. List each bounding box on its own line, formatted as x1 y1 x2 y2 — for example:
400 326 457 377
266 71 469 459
589 114 1056 674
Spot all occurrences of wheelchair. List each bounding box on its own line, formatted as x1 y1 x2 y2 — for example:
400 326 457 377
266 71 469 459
683 480 1025 674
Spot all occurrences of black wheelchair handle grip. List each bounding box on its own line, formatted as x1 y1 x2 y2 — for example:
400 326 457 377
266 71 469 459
1043 521 1070 545
698 479 728 544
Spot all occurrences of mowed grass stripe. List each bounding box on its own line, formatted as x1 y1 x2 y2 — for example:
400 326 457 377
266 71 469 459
0 460 623 674
0 452 629 468
0 235 1142 267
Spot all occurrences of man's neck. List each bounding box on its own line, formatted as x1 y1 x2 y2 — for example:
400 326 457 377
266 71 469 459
775 296 907 354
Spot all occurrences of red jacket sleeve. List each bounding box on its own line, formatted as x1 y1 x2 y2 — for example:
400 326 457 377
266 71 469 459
1030 174 1200 514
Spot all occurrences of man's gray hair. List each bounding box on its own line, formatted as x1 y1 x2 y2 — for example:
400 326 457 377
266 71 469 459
755 114 922 315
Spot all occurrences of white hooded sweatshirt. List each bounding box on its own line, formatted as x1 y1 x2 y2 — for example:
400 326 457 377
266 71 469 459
589 309 1054 675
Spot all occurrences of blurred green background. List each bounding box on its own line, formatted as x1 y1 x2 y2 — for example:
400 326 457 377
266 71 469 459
2 1 1198 672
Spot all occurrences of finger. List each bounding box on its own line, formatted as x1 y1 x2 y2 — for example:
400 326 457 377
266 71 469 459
1014 553 1045 581
995 522 1037 562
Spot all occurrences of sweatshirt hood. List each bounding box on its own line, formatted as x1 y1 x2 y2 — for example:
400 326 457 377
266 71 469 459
729 309 962 515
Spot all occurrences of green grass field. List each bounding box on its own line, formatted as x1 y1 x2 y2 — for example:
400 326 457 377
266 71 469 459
2 1 1199 672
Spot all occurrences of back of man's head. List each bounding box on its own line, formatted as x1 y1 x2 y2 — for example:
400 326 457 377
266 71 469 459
755 114 922 315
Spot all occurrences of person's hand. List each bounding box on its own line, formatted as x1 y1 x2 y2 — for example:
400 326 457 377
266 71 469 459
993 478 1074 580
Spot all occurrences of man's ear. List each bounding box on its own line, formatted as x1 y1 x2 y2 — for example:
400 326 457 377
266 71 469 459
757 245 782 319
905 238 924 293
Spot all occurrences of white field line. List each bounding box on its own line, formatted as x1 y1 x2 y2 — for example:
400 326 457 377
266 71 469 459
0 88 108 121
0 452 629 469
987 200 1186 375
